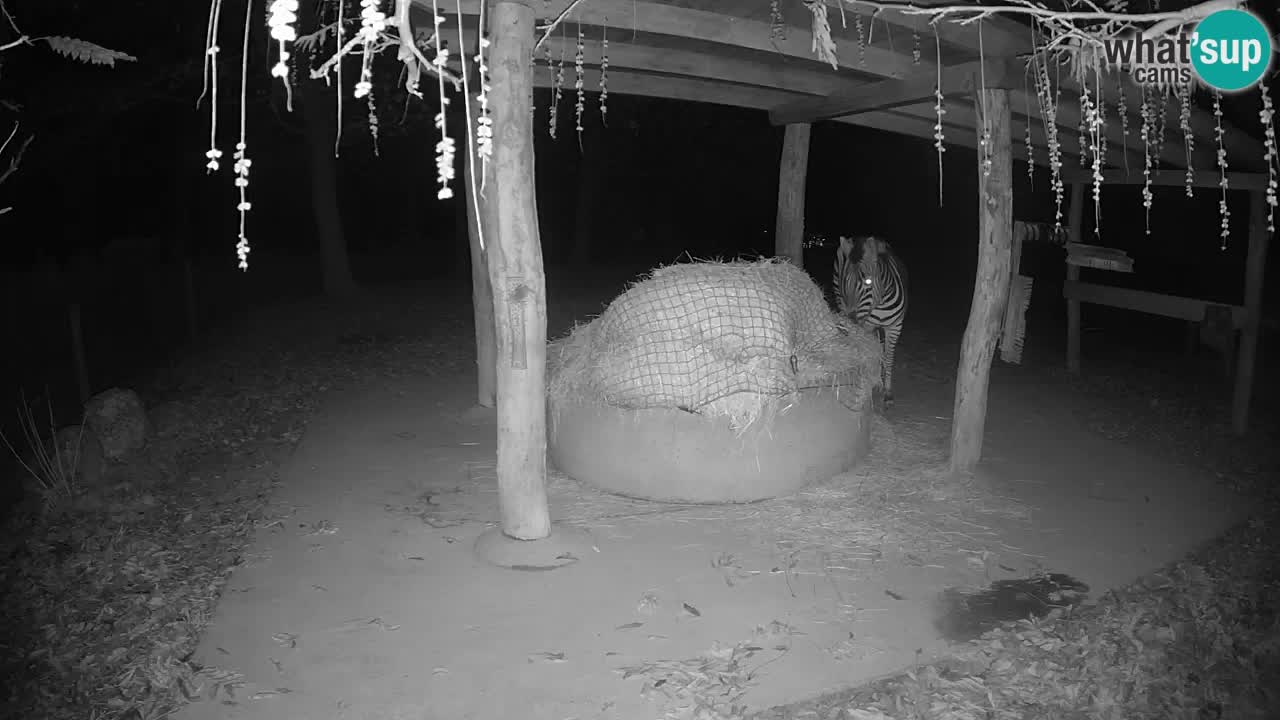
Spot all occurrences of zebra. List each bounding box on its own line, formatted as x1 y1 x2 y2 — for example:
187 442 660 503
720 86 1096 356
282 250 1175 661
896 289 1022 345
833 235 908 407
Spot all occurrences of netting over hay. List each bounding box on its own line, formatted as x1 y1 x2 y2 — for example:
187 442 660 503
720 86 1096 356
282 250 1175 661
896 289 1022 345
548 259 883 428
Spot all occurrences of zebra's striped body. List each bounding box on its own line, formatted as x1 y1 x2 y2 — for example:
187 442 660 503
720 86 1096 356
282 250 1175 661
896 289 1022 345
833 235 908 406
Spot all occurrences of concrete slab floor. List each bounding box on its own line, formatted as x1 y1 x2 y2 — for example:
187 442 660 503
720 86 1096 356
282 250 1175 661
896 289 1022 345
174 371 1249 720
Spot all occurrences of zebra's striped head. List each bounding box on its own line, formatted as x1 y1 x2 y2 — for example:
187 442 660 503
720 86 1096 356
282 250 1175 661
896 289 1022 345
834 235 892 322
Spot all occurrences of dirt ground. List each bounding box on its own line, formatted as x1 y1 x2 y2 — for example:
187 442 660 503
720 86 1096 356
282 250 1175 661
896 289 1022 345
166 280 1254 720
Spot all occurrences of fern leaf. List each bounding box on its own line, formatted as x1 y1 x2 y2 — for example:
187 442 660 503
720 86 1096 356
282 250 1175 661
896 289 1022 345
42 37 137 67
295 25 331 54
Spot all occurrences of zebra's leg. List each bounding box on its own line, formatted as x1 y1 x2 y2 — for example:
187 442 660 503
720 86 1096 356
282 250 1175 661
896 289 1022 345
881 322 902 406
867 327 886 411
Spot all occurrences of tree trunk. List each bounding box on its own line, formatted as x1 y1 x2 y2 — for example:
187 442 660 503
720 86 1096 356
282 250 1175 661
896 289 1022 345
300 74 358 297
949 89 1013 475
455 174 471 275
487 0 551 540
1065 182 1085 373
1231 190 1271 435
775 122 810 265
461 54 497 408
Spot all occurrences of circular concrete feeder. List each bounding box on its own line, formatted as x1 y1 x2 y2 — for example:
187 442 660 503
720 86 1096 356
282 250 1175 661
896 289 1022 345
548 387 872 504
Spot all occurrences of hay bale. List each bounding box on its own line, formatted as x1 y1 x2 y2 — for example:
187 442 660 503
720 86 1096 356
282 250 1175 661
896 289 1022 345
548 259 881 431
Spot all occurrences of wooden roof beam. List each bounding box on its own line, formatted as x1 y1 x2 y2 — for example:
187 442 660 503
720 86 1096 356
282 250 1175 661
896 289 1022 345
814 0 1027 57
531 67 1033 164
431 0 1260 170
768 57 1024 125
429 0 919 81
454 23 1114 168
907 8 1267 170
455 15 1126 171
534 33 855 98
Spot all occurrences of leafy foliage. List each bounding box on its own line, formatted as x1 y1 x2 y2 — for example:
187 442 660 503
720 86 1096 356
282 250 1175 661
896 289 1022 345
39 36 136 67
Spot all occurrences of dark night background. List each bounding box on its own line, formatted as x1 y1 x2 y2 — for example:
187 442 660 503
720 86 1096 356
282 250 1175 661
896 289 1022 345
1 0 1278 453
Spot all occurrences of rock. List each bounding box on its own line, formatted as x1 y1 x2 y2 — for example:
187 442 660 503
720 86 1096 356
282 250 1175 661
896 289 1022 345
52 424 106 488
84 388 150 460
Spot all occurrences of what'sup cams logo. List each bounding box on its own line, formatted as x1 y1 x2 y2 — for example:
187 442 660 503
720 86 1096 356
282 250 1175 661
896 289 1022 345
1100 8 1275 92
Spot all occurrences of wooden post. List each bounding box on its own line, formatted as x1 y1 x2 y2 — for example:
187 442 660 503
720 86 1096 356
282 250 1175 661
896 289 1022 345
1231 190 1271 435
1009 222 1024 277
1065 182 1085 374
462 47 497 409
949 89 1013 475
998 221 1030 365
486 0 551 540
774 122 810 265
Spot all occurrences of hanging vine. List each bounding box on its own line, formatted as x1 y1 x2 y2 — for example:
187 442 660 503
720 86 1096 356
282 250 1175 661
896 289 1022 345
1213 90 1230 249
854 11 867 67
769 0 785 43
1024 69 1034 185
470 3 493 193
454 0 488 251
977 22 992 179
548 27 564 139
366 91 380 155
268 0 299 110
353 0 385 99
1139 84 1155 234
232 0 252 271
932 28 945 205
201 0 224 175
541 40 553 125
1153 90 1168 170
1116 77 1129 175
333 0 345 153
1261 84 1278 233
574 23 585 149
1086 67 1104 233
1095 73 1107 171
1176 82 1195 197
1032 28 1065 229
430 0 453 199
1077 88 1090 168
600 16 609 126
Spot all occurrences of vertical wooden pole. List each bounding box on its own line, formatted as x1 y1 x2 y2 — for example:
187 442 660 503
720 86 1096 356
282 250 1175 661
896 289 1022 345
997 222 1027 364
454 167 471 273
487 0 551 541
462 42 497 409
1009 222 1024 276
299 49 358 297
950 89 1013 474
1065 182 1085 374
775 123 811 266
1231 190 1270 435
